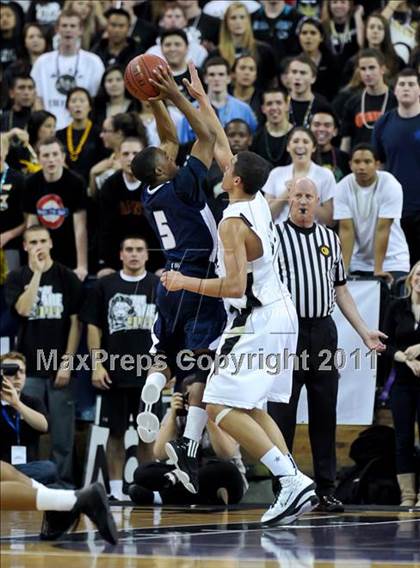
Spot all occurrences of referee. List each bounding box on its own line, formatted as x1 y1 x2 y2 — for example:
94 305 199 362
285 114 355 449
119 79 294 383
269 178 387 512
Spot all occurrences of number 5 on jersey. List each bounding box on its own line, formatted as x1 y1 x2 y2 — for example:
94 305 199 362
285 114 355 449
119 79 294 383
153 210 176 250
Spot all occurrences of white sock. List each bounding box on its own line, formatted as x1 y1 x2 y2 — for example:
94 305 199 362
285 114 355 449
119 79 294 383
145 372 166 391
31 479 44 489
260 447 297 477
153 491 162 505
36 487 77 511
109 480 124 500
184 406 208 443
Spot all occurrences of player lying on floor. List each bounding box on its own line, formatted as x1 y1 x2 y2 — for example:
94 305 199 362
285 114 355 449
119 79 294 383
0 461 118 544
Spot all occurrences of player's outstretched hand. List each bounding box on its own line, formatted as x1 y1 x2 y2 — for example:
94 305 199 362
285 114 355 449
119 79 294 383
161 270 184 292
148 65 180 101
182 61 206 101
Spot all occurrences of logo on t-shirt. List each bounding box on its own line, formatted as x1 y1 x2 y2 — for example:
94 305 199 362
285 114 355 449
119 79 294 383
29 286 64 320
36 194 69 229
108 293 156 335
319 245 331 257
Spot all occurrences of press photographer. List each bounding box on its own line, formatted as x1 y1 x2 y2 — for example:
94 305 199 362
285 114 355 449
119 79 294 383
0 351 57 485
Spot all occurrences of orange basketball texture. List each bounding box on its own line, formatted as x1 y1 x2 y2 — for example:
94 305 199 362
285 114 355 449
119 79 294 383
124 54 168 101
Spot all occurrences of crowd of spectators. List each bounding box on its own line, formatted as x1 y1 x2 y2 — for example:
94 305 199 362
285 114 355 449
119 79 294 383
0 0 419 503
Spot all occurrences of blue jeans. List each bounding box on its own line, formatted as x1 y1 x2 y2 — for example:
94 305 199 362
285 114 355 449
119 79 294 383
15 460 59 485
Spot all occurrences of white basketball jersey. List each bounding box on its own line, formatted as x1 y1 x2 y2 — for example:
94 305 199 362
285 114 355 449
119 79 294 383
217 191 290 311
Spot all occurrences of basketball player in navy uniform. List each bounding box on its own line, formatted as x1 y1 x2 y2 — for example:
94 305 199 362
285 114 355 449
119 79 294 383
160 66 319 525
131 64 226 493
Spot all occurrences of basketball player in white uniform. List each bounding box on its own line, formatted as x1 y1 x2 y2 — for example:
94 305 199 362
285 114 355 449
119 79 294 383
161 149 319 526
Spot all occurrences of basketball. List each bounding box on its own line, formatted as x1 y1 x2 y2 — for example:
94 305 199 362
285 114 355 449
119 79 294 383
124 54 168 101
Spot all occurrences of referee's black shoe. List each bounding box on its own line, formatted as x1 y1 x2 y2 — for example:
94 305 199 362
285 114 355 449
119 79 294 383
40 483 118 544
315 494 344 513
165 437 199 494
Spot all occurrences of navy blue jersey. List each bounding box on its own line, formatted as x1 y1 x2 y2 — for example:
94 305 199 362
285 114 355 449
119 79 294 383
142 156 218 271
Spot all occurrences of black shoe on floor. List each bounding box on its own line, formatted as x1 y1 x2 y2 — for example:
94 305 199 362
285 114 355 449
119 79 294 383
41 483 118 544
316 494 344 513
165 437 199 494
40 510 80 541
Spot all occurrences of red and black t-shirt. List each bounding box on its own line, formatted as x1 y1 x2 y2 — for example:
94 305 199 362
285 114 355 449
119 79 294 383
23 168 87 268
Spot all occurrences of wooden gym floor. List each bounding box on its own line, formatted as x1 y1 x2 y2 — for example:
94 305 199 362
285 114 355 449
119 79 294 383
1 505 420 567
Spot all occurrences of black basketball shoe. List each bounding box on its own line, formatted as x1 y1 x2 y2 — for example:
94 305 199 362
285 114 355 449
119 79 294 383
40 483 118 545
165 437 199 494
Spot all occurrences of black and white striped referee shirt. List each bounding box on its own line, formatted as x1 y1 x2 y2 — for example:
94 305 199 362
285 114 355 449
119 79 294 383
276 219 347 319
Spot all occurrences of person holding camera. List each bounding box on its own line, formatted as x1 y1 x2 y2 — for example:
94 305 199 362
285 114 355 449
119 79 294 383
129 375 248 506
0 351 58 485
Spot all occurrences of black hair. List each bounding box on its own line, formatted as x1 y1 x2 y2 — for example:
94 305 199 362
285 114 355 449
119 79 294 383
296 16 325 38
160 28 189 46
104 7 131 22
65 86 92 110
94 64 137 108
310 107 340 129
357 48 386 67
262 87 288 104
225 118 251 134
8 74 35 90
396 67 420 83
120 235 148 250
131 146 160 186
112 111 149 147
233 151 270 195
204 56 230 75
27 110 56 146
351 143 378 160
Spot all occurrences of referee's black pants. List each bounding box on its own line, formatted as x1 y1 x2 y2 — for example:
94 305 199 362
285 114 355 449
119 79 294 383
268 316 339 496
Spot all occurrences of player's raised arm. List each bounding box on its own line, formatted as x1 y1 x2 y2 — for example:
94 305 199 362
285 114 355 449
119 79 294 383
148 100 179 162
160 217 248 299
182 62 233 172
149 65 216 169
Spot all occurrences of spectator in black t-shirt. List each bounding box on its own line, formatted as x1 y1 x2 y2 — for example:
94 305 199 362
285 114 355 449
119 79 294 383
81 236 158 500
160 29 194 103
98 137 163 277
0 133 25 271
287 55 331 128
0 75 36 133
5 225 83 484
310 110 351 182
92 7 140 69
252 0 300 62
251 89 292 168
321 0 364 69
56 87 105 183
205 118 253 222
340 49 397 153
23 137 88 280
231 55 264 121
0 351 57 485
0 2 22 71
296 17 340 100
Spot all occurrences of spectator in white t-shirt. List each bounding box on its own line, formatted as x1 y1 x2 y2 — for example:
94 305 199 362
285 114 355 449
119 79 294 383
334 143 410 285
263 126 335 225
31 9 105 129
